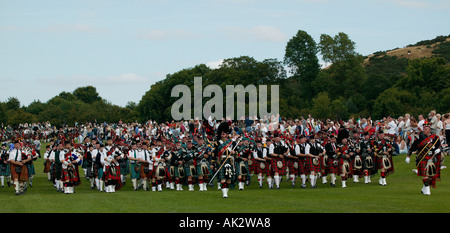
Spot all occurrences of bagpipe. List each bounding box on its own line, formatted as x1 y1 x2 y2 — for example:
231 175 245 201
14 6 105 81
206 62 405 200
415 136 440 177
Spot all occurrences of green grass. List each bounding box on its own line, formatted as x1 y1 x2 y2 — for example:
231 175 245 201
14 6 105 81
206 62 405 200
1 144 449 213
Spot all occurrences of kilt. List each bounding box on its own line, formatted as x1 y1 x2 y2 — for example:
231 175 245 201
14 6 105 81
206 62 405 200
417 154 441 178
119 160 130 175
43 160 51 173
174 165 185 179
104 165 121 181
285 159 299 175
51 163 63 180
139 163 152 179
152 164 169 180
10 164 28 181
256 161 270 175
248 157 258 173
27 163 35 176
375 155 395 175
351 156 363 177
305 157 321 173
339 158 352 177
218 159 234 180
129 163 140 179
184 164 198 178
196 161 211 177
327 158 340 174
270 157 286 175
0 163 10 176
62 166 80 185
235 161 249 177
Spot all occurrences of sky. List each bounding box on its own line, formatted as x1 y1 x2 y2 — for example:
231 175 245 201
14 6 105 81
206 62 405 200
1 0 449 107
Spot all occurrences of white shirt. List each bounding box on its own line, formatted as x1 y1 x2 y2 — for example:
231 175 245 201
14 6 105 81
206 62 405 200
9 149 23 162
253 147 267 159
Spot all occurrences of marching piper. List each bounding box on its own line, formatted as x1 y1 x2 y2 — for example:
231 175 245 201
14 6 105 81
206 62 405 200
212 121 238 198
9 141 32 195
139 142 153 191
253 138 270 188
372 130 394 186
61 141 82 194
0 143 11 188
407 123 442 195
360 132 375 184
306 134 324 188
236 137 253 190
337 138 352 188
49 142 65 192
324 135 339 187
127 142 141 191
195 138 211 191
151 141 167 192
268 130 288 189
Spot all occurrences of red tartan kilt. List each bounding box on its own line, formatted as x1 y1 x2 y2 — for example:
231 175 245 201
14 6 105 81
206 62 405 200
62 167 79 182
339 158 352 175
256 161 270 175
417 154 441 178
249 158 258 173
270 157 286 175
375 156 395 173
10 164 29 181
104 165 121 180
305 157 321 173
152 164 169 179
286 159 299 175
327 158 340 174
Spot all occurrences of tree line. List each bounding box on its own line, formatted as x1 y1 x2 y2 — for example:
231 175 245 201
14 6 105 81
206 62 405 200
1 31 449 127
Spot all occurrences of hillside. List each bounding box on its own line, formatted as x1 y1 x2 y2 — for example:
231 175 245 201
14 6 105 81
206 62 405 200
364 35 450 64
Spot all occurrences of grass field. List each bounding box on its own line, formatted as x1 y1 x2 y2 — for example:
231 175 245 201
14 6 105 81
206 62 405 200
1 144 449 213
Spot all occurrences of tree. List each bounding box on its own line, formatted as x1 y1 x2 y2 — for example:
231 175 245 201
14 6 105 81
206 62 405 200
73 86 102 104
311 92 331 120
284 30 320 100
5 97 20 110
318 32 357 64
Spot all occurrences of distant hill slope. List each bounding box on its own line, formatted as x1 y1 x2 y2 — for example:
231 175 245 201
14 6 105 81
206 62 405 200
364 35 450 64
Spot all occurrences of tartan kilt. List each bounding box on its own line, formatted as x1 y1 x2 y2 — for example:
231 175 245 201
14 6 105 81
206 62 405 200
43 160 51 173
62 166 80 184
256 161 270 175
120 160 130 175
0 163 10 176
417 154 441 178
174 165 185 179
305 157 321 173
152 164 169 179
338 158 352 177
129 163 140 179
10 164 28 181
235 161 249 177
270 157 286 175
184 164 198 178
51 163 63 180
104 165 121 180
285 159 299 175
218 159 234 180
375 155 395 175
196 161 211 178
350 157 363 177
327 158 340 174
248 157 258 173
27 163 36 176
139 163 152 179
